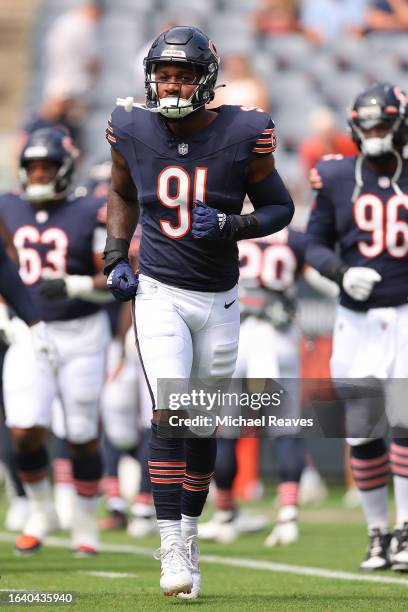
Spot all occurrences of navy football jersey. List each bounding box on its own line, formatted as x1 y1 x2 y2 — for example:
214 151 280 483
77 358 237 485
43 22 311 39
106 104 276 292
0 192 105 321
307 155 408 311
238 228 305 325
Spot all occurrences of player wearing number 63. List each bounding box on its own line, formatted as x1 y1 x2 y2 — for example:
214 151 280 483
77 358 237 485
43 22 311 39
306 82 408 572
103 26 294 599
0 126 113 557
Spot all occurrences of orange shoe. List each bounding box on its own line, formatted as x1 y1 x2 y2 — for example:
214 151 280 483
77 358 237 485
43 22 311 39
74 545 98 558
15 534 42 555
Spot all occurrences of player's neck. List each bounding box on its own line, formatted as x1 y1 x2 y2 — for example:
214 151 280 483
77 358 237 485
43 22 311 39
364 153 401 176
163 108 218 139
31 199 65 211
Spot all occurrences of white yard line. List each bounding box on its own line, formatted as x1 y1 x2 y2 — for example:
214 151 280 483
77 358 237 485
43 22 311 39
1 532 408 588
81 571 137 579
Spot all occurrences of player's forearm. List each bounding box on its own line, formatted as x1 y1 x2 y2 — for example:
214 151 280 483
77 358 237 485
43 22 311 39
229 202 294 240
104 189 139 274
107 188 139 243
305 242 347 286
0 255 39 324
234 169 294 240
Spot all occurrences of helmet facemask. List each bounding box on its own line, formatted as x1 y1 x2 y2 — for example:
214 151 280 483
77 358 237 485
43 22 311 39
19 129 77 203
348 83 408 160
350 112 401 160
145 59 217 119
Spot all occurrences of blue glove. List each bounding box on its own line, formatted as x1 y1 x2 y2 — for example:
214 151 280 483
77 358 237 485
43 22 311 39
106 261 138 302
191 200 231 239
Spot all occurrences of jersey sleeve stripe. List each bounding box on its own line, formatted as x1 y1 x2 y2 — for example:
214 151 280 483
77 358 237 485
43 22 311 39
106 132 117 144
256 138 273 144
253 146 275 153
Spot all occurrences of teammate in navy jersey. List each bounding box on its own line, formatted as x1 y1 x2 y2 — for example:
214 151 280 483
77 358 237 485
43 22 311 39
307 82 408 571
0 127 112 556
103 26 294 598
199 227 335 546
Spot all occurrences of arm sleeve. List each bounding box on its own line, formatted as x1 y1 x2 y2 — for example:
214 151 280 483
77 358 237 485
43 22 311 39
305 189 346 284
229 169 294 240
0 238 39 324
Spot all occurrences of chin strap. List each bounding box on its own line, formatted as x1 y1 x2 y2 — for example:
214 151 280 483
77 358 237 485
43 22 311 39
390 150 404 196
351 149 404 203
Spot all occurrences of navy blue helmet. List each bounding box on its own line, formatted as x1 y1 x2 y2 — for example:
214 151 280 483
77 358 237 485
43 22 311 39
19 127 78 202
348 82 408 157
144 26 219 119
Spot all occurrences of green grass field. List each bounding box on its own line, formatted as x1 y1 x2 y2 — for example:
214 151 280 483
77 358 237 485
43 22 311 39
1 486 407 611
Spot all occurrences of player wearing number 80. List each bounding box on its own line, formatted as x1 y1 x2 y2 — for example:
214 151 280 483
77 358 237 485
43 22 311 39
103 26 294 598
0 127 112 557
306 82 408 572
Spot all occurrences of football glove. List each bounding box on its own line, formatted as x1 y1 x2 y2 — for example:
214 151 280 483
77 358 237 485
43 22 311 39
191 200 231 240
107 261 139 302
29 321 59 372
342 267 382 301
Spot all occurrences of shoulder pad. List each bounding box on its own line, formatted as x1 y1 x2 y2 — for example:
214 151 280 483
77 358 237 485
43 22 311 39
0 191 22 209
222 105 274 142
315 155 357 190
109 104 149 138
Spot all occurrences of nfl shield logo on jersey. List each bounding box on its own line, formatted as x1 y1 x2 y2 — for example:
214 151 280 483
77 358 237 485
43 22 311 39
178 143 188 156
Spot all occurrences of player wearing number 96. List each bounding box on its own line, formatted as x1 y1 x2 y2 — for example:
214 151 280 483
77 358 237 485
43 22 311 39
103 26 294 599
306 82 408 572
0 126 113 557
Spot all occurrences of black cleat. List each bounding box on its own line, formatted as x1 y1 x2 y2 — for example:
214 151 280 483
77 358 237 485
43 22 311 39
360 528 391 570
390 522 408 572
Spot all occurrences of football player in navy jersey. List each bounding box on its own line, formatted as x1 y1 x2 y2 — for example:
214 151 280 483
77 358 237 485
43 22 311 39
103 26 294 598
307 82 408 571
0 127 112 556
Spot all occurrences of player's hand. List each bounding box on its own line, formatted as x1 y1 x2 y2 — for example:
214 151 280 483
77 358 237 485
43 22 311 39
191 200 231 239
107 261 139 302
342 267 382 301
309 167 323 190
29 321 59 372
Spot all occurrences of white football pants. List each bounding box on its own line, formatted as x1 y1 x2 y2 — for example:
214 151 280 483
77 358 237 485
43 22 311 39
4 311 110 444
134 274 240 409
331 304 408 444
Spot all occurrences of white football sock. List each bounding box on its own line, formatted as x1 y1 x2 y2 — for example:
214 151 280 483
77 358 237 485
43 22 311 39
24 477 53 508
358 486 389 531
181 514 198 539
76 494 98 515
393 475 408 528
157 519 183 548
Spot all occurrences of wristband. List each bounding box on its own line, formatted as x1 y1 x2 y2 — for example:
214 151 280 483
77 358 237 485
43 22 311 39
103 237 130 275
